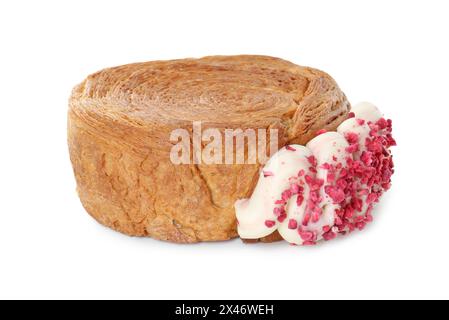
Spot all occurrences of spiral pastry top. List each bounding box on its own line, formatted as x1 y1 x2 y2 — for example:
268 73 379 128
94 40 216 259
68 56 351 243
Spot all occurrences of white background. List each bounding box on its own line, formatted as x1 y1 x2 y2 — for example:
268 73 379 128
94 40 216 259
1 0 448 300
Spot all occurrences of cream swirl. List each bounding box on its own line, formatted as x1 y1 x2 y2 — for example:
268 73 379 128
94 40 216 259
235 102 396 245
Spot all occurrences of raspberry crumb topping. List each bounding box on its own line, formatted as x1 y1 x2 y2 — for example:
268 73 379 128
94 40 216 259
296 194 304 206
265 220 276 228
307 155 317 167
345 132 359 144
264 114 396 245
324 185 345 204
277 214 287 223
322 231 337 241
288 219 298 229
290 184 302 194
302 241 317 246
345 143 359 154
356 119 366 126
263 170 274 177
298 229 315 241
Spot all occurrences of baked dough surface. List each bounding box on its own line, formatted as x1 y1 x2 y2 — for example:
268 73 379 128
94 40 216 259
68 55 350 243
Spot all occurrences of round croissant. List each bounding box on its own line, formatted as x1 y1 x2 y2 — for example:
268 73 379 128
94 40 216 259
68 55 350 243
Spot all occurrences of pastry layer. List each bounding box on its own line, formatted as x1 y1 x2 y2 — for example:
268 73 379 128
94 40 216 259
68 55 350 243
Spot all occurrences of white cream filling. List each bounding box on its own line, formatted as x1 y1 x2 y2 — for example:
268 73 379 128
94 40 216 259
235 102 383 244
235 145 313 239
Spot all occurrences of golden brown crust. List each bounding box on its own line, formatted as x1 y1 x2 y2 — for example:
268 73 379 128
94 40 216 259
68 55 350 243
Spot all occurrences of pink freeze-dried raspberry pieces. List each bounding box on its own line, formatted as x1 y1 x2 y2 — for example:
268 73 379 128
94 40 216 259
322 231 337 241
252 111 395 247
302 241 316 246
324 185 346 204
376 118 388 130
296 194 304 206
277 214 287 223
281 190 292 201
265 220 276 228
345 132 359 144
307 155 317 167
263 170 274 177
288 219 298 230
346 143 359 154
298 230 315 241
